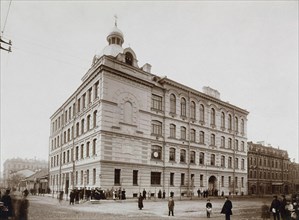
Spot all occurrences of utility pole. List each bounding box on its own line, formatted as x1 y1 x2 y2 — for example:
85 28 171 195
0 36 12 52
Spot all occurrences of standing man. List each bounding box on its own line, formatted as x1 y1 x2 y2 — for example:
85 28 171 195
142 189 147 200
270 195 281 220
0 189 14 219
280 195 287 220
168 194 175 216
206 199 213 218
138 193 144 210
197 188 201 198
221 196 233 220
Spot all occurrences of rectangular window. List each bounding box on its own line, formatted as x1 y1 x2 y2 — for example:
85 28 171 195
150 172 161 185
235 177 238 187
77 98 81 113
94 81 99 100
86 142 90 157
181 173 185 186
200 174 203 187
69 106 71 120
80 170 83 185
228 176 231 187
67 150 70 163
82 93 86 108
152 121 162 135
75 146 79 160
75 171 78 185
88 88 92 104
221 176 224 187
86 169 89 185
92 139 96 155
151 94 163 111
133 170 138 185
81 144 84 159
241 177 244 187
114 169 121 185
93 168 96 185
170 173 174 186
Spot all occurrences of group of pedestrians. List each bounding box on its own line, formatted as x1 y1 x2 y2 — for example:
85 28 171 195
261 195 299 220
0 188 29 220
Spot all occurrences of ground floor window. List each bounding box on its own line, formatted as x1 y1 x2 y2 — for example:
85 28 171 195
133 170 138 185
170 173 174 186
114 169 121 185
151 172 161 185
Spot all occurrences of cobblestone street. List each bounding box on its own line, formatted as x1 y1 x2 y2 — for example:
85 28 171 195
27 195 273 220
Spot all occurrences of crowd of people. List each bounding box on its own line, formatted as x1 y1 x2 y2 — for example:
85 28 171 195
261 194 299 220
0 188 29 220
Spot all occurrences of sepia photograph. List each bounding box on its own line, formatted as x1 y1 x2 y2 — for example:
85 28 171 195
0 1 298 219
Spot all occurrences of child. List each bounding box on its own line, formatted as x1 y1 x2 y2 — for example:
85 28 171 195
206 199 212 218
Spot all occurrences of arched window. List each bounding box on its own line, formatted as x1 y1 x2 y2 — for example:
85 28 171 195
170 94 176 114
235 117 239 133
210 108 216 126
210 134 216 146
124 101 133 124
199 104 205 122
221 155 225 167
152 120 162 135
221 112 225 128
180 126 186 140
190 101 196 119
169 148 176 161
190 129 196 142
170 124 176 138
235 139 239 151
199 152 205 165
190 151 196 164
180 149 186 163
199 131 205 144
181 98 186 117
241 119 245 134
211 154 215 166
228 138 232 149
151 145 162 160
125 52 133 65
228 157 232 168
221 136 225 148
228 114 232 130
93 110 97 128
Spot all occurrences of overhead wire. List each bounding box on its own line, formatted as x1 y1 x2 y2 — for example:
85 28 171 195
1 0 13 34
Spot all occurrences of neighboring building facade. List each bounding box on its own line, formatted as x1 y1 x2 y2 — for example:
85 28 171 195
289 161 299 193
49 24 249 198
3 158 48 187
247 141 291 195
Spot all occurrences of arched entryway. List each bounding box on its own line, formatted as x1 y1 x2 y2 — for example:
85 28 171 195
208 176 218 196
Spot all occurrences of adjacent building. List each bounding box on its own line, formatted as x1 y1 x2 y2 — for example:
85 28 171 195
3 158 48 188
247 141 291 195
49 24 249 198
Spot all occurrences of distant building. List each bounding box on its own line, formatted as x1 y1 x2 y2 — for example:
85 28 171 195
289 161 299 193
3 158 48 187
247 141 291 195
49 24 249 198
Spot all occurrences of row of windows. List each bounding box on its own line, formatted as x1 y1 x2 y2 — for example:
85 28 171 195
151 146 246 169
152 121 245 151
51 168 97 187
52 81 99 133
114 169 245 188
249 170 288 180
50 139 97 167
51 111 97 150
152 94 245 134
249 157 288 169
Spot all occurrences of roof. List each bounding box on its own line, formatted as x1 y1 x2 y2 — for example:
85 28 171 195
25 169 48 181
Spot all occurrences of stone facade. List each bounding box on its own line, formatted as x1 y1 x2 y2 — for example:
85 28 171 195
247 141 291 195
49 25 249 198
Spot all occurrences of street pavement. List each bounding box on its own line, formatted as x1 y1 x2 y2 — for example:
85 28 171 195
25 194 274 220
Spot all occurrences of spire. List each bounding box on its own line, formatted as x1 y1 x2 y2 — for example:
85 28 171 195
114 14 118 27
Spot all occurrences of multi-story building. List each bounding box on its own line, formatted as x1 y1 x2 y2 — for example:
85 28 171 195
49 24 249 198
247 141 291 195
3 158 48 187
289 161 299 193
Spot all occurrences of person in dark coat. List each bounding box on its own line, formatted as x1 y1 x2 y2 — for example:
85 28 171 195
142 189 146 200
221 196 233 220
0 189 14 219
206 199 212 218
138 193 144 210
18 192 29 220
280 195 287 220
270 195 281 220
69 190 75 205
168 195 174 216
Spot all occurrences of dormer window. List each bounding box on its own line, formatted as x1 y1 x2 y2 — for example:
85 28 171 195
125 52 133 65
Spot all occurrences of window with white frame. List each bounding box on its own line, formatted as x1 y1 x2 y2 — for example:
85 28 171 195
170 124 176 138
190 101 196 119
180 149 186 163
199 104 205 122
170 94 176 114
180 97 186 117
190 129 196 142
152 94 163 111
152 120 162 136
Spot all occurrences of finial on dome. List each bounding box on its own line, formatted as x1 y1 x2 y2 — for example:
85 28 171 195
114 14 118 27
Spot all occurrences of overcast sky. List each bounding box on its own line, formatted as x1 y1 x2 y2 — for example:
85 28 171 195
0 1 298 170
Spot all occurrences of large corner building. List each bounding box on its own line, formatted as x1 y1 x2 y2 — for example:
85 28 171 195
49 24 249 198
